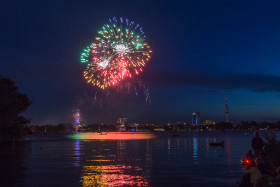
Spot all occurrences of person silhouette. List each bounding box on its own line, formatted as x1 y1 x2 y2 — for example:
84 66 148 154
251 131 264 157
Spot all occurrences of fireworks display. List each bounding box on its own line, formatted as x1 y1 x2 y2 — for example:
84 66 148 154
72 109 81 132
73 109 81 125
80 17 152 90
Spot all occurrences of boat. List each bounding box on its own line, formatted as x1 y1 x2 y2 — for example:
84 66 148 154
209 141 224 146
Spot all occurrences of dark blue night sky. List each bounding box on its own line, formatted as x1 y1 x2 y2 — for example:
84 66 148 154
1 0 280 125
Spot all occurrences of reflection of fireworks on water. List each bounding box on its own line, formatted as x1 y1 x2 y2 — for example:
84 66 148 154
80 17 152 103
68 132 156 140
82 165 149 186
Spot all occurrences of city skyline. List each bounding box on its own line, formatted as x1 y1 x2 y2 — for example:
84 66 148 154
2 1 280 124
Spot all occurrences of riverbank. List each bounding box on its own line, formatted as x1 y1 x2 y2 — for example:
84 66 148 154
234 133 280 186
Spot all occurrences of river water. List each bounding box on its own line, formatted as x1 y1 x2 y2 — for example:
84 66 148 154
0 131 270 187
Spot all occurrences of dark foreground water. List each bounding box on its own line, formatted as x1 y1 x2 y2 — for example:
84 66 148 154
0 131 272 187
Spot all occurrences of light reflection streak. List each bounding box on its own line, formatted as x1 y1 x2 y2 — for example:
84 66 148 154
206 137 209 151
167 137 171 155
117 141 127 161
74 140 80 167
193 137 198 165
226 137 233 184
177 138 180 154
226 137 232 165
145 140 152 177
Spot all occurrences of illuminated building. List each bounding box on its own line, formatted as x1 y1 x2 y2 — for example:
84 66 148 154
192 112 200 126
116 118 128 131
203 120 216 126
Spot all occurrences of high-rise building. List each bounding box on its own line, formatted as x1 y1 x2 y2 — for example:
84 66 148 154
192 112 200 126
225 97 229 123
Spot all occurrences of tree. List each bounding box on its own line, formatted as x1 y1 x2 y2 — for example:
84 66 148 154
0 76 32 133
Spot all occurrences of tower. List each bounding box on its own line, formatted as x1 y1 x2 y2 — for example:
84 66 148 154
192 112 200 126
225 97 229 123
